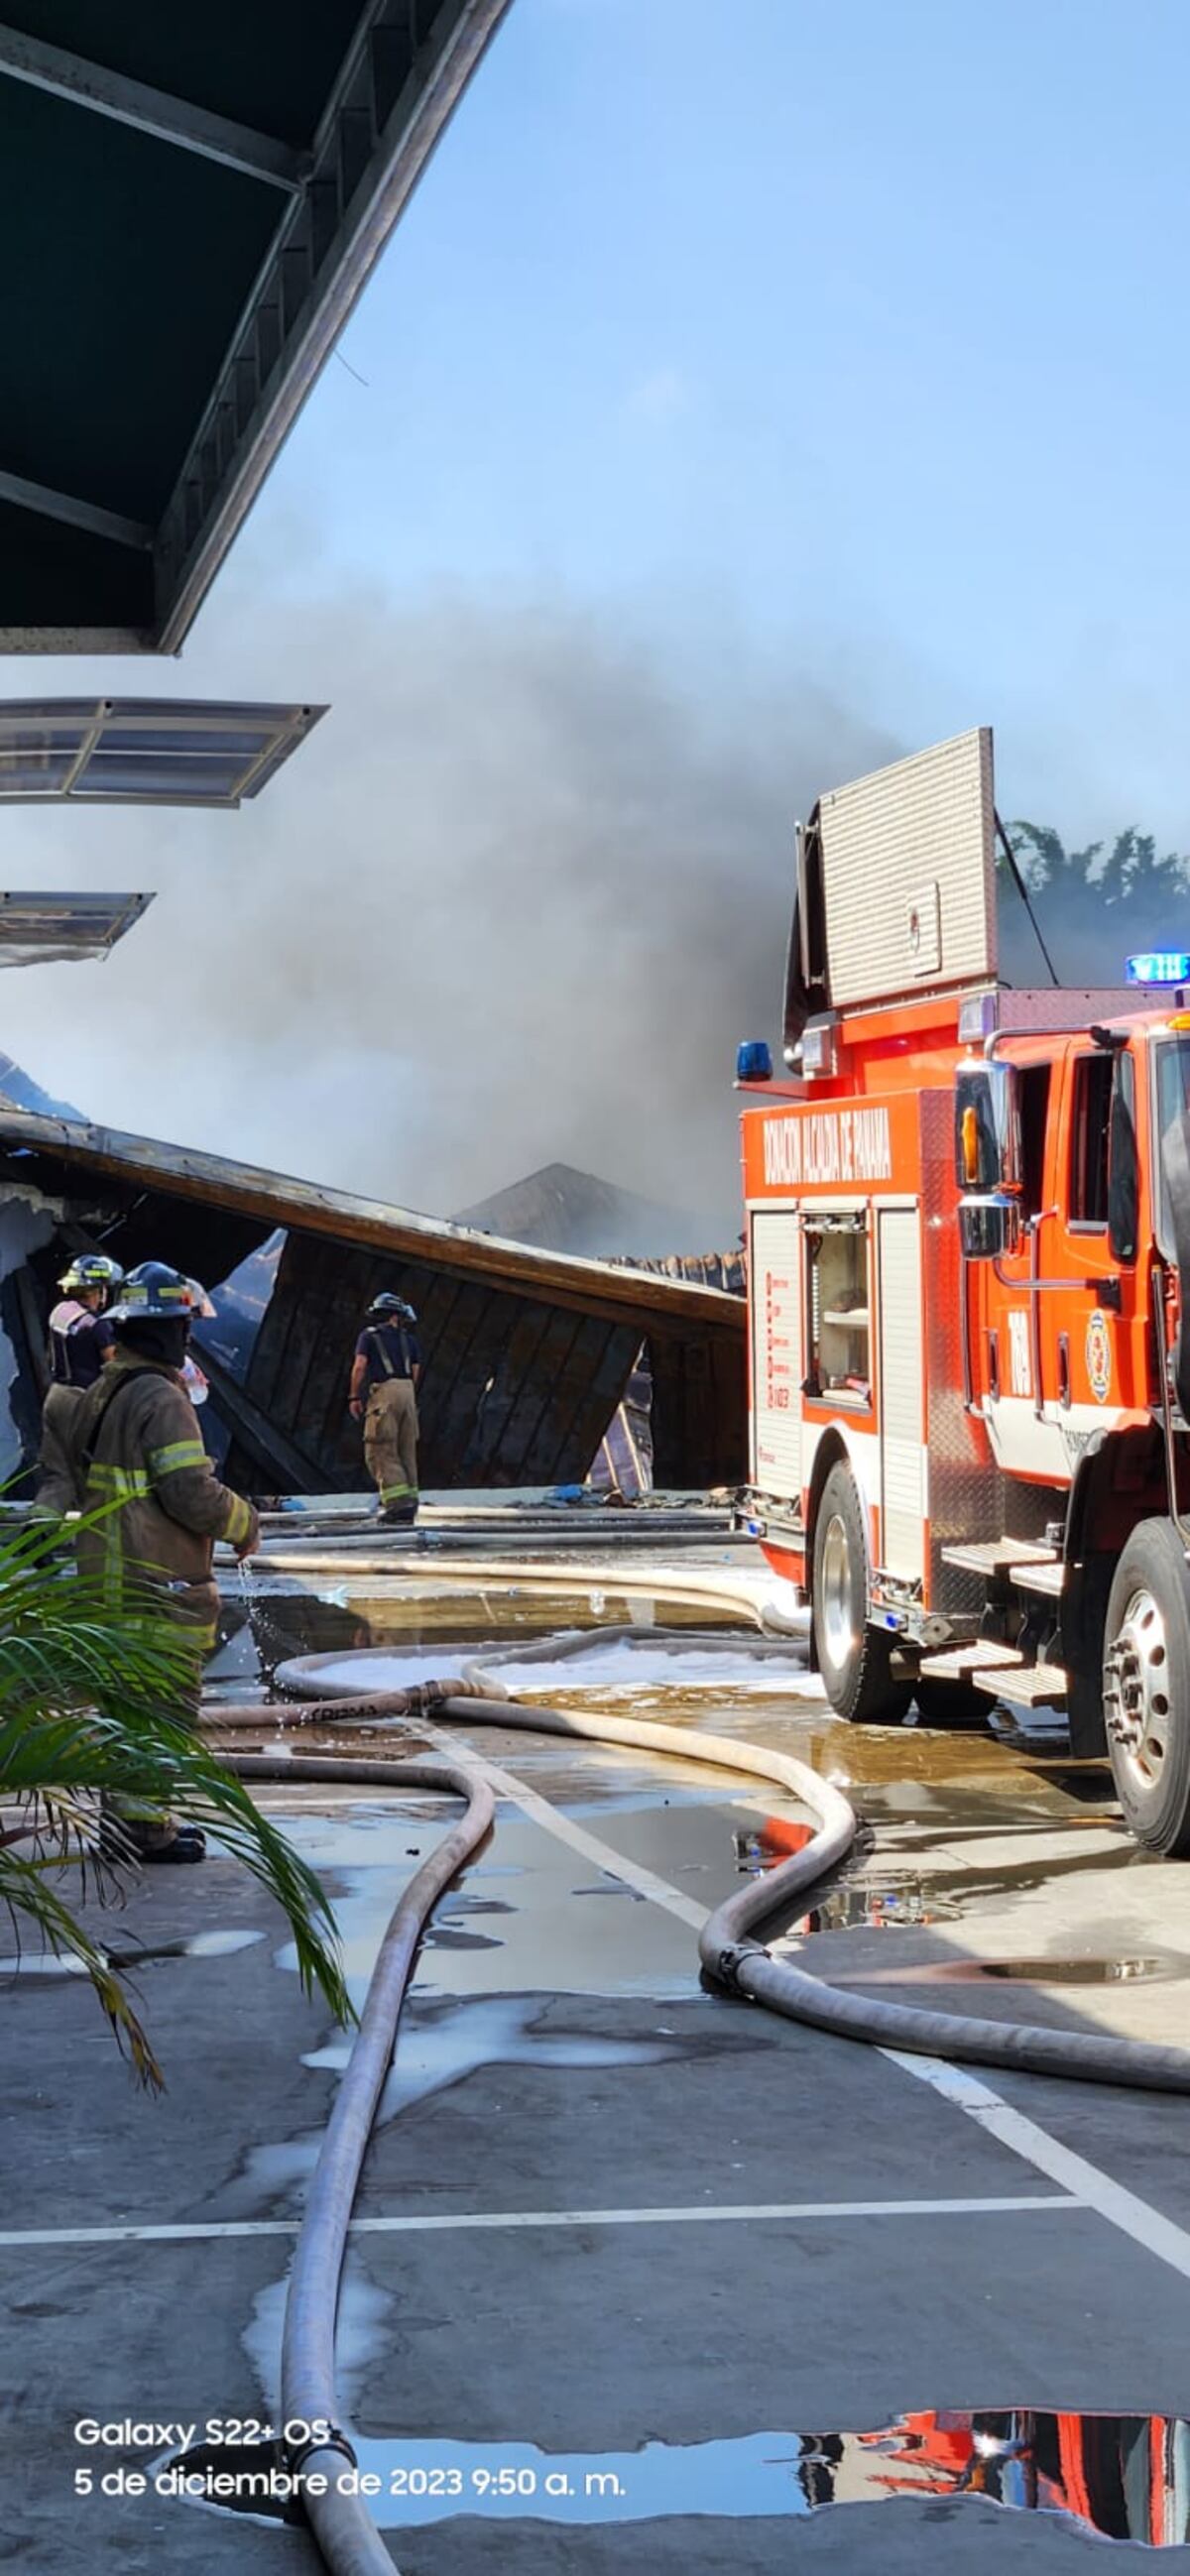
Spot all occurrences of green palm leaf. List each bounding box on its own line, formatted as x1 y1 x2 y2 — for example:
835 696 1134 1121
0 1516 351 2077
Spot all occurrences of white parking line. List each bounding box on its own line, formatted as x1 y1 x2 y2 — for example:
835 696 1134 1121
886 2053 1190 2285
0 2194 1080 2249
409 1733 1190 2291
421 1726 713 1930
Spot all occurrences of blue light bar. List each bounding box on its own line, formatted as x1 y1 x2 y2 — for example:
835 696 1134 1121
1126 952 1190 986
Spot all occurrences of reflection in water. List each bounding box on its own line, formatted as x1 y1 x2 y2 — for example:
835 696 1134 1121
174 2410 1190 2541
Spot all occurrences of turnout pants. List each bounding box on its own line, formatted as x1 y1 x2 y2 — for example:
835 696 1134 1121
363 1376 418 1517
36 1381 84 1515
104 1584 215 1858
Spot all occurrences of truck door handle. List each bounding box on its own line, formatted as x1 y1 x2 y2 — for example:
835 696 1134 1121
1057 1333 1071 1408
987 1330 1000 1400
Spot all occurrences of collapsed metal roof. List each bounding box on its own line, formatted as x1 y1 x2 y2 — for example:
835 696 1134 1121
0 1 512 652
0 1108 746 1493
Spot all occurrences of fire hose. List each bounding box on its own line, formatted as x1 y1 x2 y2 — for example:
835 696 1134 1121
210 1629 1190 2576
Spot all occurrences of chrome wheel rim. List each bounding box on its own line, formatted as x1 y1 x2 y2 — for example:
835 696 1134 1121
1104 1585 1172 1797
820 1512 856 1672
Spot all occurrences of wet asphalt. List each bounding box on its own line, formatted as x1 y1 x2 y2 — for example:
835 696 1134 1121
6 1579 1190 2569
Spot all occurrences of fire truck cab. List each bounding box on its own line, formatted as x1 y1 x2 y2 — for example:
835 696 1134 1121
739 727 1190 1855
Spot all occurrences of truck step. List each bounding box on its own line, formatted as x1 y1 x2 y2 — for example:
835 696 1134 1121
1010 1560 1064 1597
917 1640 1025 1680
941 1538 1058 1576
973 1662 1068 1709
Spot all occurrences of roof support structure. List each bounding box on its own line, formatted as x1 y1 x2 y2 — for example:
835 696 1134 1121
188 1335 328 1492
0 23 308 188
154 0 513 649
0 467 152 553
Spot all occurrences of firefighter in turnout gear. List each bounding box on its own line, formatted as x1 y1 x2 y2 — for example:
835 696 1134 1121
36 1253 124 1514
65 1261 260 1863
349 1293 421 1525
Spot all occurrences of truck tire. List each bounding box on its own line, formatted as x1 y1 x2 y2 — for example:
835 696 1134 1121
912 1677 988 1730
811 1463 910 1724
1103 1518 1190 1856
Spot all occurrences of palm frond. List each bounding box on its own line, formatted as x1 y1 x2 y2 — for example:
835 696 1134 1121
0 1850 163 2089
0 1525 351 2062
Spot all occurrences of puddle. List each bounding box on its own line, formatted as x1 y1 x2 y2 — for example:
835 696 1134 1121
234 1996 695 2209
815 1953 1181 1986
215 1585 743 1706
0 1928 264 1981
170 2409 1190 2542
267 1805 732 2005
311 1992 686 2106
245 2259 388 2422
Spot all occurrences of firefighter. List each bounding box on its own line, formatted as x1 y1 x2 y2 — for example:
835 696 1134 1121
348 1293 421 1525
35 1254 124 1514
65 1261 260 1864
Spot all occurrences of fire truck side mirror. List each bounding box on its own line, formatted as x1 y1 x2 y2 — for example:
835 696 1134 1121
954 1063 1020 1192
958 1194 1022 1260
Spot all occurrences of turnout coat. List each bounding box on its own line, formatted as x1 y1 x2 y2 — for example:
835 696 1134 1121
66 1347 259 1647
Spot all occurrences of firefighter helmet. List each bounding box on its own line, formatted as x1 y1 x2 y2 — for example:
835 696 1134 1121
367 1292 417 1325
108 1262 200 1323
58 1253 124 1294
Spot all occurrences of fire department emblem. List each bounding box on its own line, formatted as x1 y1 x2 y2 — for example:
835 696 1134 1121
1085 1309 1112 1404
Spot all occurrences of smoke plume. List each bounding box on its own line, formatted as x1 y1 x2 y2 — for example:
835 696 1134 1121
0 575 896 1234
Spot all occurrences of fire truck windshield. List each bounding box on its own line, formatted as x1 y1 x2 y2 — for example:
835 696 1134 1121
1155 1037 1190 1252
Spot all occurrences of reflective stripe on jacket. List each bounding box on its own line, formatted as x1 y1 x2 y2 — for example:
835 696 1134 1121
66 1348 259 1610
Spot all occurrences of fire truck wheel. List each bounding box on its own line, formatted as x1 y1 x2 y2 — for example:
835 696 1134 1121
1103 1519 1190 1857
812 1463 911 1724
911 1678 988 1730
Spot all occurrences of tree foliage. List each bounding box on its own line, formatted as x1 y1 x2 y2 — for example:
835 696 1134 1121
0 1513 349 2086
999 823 1190 986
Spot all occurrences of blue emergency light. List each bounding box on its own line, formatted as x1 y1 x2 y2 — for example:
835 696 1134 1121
1126 952 1190 985
736 1040 774 1082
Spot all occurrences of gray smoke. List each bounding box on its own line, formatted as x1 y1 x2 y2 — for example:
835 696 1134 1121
0 574 896 1231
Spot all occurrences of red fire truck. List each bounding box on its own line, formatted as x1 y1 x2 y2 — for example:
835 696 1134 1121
738 727 1190 1854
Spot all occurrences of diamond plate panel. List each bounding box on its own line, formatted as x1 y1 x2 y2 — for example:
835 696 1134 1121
820 729 996 1008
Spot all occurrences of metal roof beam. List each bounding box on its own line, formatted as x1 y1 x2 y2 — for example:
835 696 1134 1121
155 0 514 650
0 25 308 190
0 466 152 552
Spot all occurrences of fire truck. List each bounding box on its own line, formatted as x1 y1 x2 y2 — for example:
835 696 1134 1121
737 726 1190 1855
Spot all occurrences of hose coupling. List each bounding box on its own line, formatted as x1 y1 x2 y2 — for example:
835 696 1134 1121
706 1935 768 1993
286 2423 358 2477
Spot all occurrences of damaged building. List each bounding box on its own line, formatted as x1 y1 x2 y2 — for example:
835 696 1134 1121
0 1110 746 1497
454 1162 746 1494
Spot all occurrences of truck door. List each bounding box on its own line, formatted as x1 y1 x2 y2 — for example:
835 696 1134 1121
1039 1046 1138 1425
977 1059 1053 1453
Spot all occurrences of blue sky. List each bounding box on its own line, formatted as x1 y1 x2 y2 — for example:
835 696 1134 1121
244 0 1190 839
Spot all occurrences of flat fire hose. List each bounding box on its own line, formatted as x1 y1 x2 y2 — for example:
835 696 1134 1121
214 1637 1190 2576
228 1750 494 2576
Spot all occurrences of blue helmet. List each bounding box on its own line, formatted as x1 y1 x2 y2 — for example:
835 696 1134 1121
367 1292 416 1326
59 1253 124 1295
108 1262 200 1323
